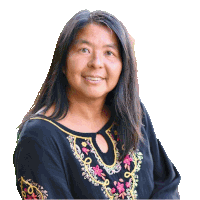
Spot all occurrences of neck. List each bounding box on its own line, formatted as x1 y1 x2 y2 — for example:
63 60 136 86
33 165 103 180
68 101 110 122
67 86 109 124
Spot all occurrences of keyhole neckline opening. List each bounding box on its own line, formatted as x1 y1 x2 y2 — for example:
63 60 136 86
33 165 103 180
95 133 109 154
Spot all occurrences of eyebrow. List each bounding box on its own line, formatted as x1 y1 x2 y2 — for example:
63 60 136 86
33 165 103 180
74 39 90 45
74 39 119 50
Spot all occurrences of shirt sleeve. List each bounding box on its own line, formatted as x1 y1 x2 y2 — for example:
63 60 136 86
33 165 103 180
13 121 74 199
141 102 181 199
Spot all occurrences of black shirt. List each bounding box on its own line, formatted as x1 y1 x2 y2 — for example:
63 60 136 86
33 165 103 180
13 102 181 199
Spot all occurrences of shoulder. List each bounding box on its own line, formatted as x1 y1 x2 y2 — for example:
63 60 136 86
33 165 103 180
15 117 67 161
18 117 61 147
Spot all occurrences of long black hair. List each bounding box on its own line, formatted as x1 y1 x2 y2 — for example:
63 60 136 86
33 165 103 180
17 10 143 162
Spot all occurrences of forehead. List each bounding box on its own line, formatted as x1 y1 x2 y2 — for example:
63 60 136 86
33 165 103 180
73 23 120 47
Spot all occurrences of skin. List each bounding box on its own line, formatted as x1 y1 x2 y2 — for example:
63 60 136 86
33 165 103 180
61 23 122 129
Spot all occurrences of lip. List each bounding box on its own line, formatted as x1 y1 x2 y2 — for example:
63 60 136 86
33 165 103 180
83 76 104 84
83 75 105 79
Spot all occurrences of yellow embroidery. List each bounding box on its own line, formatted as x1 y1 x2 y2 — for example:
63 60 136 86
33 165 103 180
81 141 87 147
20 176 46 199
29 117 143 200
114 130 118 135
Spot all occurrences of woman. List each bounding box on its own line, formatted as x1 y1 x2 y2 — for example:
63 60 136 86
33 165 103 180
13 10 181 199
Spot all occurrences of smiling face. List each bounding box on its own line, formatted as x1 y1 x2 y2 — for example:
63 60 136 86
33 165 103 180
65 23 122 102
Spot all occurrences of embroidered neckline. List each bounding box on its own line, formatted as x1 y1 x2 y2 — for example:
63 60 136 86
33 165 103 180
30 113 115 135
29 116 117 167
28 116 143 200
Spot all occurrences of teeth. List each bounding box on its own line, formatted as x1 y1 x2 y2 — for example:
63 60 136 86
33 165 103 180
85 77 103 81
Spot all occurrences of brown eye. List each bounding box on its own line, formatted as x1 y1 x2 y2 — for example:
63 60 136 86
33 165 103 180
81 48 89 53
106 51 114 56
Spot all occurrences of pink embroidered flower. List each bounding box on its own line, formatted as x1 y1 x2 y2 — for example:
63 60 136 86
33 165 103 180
25 196 31 199
92 165 103 177
117 182 125 193
31 193 38 199
123 155 133 165
26 192 37 199
111 187 116 194
82 147 90 155
126 182 130 188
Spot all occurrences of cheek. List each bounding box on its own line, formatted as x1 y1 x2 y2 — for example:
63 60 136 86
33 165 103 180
66 58 79 77
113 63 122 80
108 64 122 86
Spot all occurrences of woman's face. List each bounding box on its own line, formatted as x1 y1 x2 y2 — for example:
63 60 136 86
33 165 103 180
65 23 122 101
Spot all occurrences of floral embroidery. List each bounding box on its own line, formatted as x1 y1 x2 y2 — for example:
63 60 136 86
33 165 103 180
82 147 90 155
123 154 133 171
93 165 103 177
117 182 125 193
25 190 37 199
23 188 38 199
81 142 90 155
29 117 143 200
18 176 48 199
92 165 107 180
87 160 136 199
126 181 130 188
111 187 116 194
66 126 143 200
109 178 133 199
81 141 87 147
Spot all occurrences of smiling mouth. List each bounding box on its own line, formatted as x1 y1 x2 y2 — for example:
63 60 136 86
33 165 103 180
83 76 105 83
84 77 104 81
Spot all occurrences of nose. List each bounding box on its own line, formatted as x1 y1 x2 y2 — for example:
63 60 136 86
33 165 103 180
88 52 104 68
